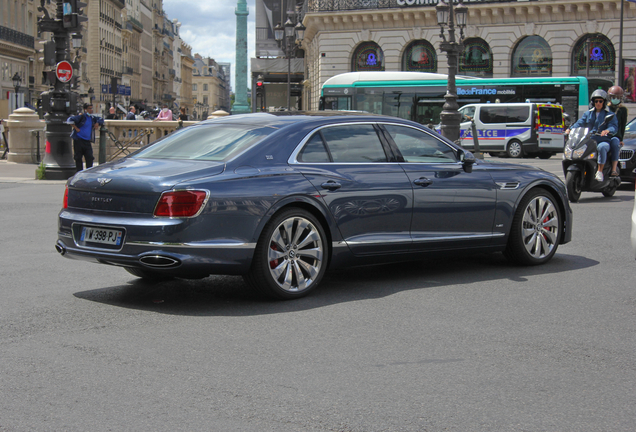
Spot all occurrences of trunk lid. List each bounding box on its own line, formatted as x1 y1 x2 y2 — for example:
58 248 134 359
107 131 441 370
67 157 225 213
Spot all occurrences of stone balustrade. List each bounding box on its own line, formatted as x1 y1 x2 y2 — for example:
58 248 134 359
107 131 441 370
101 120 198 160
3 109 230 164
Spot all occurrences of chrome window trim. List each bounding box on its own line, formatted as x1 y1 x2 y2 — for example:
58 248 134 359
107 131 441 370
288 121 459 165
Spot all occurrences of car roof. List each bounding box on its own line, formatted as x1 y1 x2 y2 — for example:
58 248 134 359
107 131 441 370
198 111 408 128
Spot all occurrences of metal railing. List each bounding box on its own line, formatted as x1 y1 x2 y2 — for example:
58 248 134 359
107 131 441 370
0 26 34 49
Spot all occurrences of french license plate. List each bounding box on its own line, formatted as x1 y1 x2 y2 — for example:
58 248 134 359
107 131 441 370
540 139 550 145
80 226 123 246
621 161 627 169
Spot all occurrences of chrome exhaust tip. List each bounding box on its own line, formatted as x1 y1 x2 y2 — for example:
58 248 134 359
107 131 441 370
139 255 180 268
55 242 66 255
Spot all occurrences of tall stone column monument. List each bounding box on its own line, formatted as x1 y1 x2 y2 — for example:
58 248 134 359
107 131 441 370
232 0 250 114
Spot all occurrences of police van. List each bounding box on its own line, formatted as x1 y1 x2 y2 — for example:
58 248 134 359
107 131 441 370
457 102 565 159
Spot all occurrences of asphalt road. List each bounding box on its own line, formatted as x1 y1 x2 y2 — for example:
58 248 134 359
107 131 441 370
1 158 635 431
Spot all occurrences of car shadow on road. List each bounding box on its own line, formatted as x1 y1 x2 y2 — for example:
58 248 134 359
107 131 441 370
73 252 598 316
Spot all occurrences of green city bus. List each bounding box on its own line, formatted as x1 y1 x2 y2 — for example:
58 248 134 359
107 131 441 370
319 72 597 126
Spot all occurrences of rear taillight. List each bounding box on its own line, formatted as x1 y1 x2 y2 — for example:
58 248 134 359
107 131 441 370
63 185 69 209
154 190 208 217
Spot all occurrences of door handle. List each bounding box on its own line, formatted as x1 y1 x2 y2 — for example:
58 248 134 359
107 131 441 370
321 181 342 191
413 177 433 187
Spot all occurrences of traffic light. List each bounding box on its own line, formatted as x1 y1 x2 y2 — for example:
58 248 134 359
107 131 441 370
63 0 88 29
255 78 265 111
40 40 56 67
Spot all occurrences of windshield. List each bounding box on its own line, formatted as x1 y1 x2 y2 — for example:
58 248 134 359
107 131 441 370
626 118 636 134
134 123 277 161
567 126 590 147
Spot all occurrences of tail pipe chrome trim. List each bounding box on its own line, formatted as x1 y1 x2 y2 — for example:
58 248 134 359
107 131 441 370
55 242 67 256
139 255 181 268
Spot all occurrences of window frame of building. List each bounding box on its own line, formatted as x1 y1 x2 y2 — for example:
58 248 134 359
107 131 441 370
351 41 385 72
511 36 553 77
571 33 616 78
459 38 493 78
401 40 437 73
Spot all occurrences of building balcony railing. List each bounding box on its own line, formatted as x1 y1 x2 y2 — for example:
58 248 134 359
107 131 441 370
169 68 176 75
123 66 134 75
0 25 34 49
127 16 143 32
306 0 537 12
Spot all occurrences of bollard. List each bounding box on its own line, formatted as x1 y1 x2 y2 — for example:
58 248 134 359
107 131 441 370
470 118 484 159
99 124 107 164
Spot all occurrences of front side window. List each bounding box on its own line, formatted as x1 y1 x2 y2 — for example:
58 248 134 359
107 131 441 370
383 125 456 163
480 106 529 124
321 125 387 162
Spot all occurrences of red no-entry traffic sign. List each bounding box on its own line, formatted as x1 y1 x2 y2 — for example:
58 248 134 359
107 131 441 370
55 61 73 83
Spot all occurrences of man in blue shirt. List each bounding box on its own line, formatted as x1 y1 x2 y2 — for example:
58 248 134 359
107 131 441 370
67 103 104 172
566 89 619 182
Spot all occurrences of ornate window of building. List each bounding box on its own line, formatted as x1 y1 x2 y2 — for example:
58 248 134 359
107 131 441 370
459 38 493 78
401 40 437 72
351 41 385 72
511 36 552 77
571 34 616 78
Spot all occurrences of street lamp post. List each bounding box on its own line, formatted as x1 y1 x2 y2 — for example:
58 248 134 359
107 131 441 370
12 72 22 111
274 13 305 111
436 0 467 144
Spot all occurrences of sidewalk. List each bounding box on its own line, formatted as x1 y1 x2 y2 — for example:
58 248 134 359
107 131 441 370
0 159 67 184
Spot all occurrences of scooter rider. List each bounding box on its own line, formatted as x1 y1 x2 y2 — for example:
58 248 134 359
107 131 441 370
565 89 619 182
608 85 629 150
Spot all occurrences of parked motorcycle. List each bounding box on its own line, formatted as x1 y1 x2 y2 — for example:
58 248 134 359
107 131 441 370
562 116 620 202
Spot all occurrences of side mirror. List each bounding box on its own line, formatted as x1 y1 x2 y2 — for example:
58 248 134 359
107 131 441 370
458 149 476 173
602 113 616 126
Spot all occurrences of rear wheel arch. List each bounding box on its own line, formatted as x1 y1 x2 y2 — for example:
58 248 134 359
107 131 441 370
253 198 335 259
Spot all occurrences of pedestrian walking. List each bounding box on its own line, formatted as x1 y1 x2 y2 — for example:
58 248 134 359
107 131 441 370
0 119 7 159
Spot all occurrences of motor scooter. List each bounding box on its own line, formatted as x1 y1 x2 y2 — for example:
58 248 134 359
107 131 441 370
562 116 620 202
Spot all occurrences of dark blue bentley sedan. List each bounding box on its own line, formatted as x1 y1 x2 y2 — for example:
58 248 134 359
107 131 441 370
56 112 572 299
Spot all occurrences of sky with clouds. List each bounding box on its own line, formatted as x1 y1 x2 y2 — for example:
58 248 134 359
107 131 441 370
162 0 257 91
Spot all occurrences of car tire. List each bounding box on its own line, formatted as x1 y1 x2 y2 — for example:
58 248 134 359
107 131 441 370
244 208 329 300
565 171 582 203
504 189 562 266
506 140 523 158
125 267 173 281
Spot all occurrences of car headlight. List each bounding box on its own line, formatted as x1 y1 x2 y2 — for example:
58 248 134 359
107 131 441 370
573 145 587 159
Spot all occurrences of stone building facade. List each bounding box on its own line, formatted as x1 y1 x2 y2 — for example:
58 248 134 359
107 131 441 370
300 0 636 110
0 0 40 116
0 0 206 119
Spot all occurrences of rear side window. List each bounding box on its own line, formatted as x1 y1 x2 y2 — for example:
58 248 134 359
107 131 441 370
480 106 530 124
538 107 564 126
320 124 388 162
298 134 330 162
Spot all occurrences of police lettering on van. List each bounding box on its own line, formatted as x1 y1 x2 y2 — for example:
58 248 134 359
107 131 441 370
458 102 565 159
